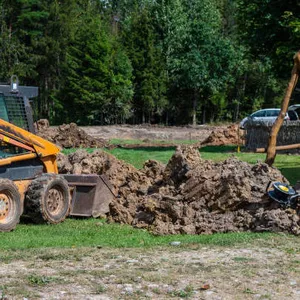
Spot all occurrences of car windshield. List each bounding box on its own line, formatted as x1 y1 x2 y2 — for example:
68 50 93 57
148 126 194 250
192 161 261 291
252 111 266 117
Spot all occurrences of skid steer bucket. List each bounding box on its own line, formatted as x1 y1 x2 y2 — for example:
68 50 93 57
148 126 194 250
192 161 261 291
63 174 115 218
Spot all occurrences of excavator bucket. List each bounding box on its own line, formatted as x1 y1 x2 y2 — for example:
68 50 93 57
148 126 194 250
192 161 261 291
63 174 115 218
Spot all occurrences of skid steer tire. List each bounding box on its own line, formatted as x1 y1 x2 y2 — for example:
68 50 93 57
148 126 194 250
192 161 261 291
25 174 70 224
0 179 21 232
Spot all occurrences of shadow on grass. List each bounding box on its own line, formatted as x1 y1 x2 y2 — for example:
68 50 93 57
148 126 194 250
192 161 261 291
113 146 176 152
200 145 238 153
278 167 300 185
20 215 36 225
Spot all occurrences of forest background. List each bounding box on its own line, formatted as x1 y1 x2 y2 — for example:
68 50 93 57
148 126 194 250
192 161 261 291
0 0 299 126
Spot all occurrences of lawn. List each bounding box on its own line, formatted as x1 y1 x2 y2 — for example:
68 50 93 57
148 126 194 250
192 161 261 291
0 218 276 250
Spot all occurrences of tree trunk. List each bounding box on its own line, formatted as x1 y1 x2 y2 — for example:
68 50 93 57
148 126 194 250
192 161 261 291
45 77 49 119
202 104 206 124
235 74 247 122
192 92 197 126
265 51 300 166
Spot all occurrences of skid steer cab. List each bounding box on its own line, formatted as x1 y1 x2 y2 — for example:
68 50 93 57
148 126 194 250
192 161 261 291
0 80 114 232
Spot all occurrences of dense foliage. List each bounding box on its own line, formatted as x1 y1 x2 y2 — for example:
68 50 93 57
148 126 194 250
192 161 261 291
0 0 299 125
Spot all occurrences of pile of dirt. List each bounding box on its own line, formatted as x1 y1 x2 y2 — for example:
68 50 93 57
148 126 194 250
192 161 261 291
200 124 243 146
58 146 300 235
36 119 108 148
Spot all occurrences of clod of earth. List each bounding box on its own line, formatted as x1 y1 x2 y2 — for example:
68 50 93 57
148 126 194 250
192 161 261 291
58 145 300 235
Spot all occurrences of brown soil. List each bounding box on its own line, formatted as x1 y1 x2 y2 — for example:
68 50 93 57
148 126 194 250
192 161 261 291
36 119 108 148
80 124 216 142
58 145 300 236
200 124 243 146
37 120 238 148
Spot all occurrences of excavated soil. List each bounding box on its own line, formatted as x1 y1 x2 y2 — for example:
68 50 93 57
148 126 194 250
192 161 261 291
58 146 300 235
200 124 243 146
81 124 215 142
35 119 108 148
36 120 242 148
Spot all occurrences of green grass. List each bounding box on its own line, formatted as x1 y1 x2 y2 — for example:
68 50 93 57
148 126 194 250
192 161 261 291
0 218 278 250
61 147 176 168
63 148 95 155
107 147 175 168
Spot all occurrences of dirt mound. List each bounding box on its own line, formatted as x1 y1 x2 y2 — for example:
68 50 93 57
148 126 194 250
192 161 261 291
35 119 50 130
36 120 108 148
200 124 243 146
58 146 300 235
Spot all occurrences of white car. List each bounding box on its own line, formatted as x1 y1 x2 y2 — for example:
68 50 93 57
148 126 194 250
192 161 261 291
240 108 291 129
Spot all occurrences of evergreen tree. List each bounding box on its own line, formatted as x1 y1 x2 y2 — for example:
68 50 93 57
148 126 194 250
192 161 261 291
61 4 133 125
122 5 167 123
0 0 77 119
0 1 26 80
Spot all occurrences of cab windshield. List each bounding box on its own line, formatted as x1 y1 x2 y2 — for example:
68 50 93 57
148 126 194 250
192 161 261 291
0 94 31 130
0 141 27 158
0 95 9 121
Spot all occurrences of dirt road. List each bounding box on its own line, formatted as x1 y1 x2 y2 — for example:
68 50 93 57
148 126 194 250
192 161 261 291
80 124 219 142
1 237 300 299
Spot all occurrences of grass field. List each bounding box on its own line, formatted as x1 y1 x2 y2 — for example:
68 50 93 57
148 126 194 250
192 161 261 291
0 218 277 250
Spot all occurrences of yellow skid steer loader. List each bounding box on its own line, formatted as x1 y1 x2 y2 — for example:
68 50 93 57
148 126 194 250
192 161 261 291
0 80 114 231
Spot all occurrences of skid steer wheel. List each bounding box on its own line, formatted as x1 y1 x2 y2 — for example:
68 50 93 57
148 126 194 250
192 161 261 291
0 179 21 232
25 174 70 224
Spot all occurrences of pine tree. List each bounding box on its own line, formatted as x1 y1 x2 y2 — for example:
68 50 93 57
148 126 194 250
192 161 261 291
61 3 133 125
0 1 27 80
122 5 167 123
0 0 77 119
